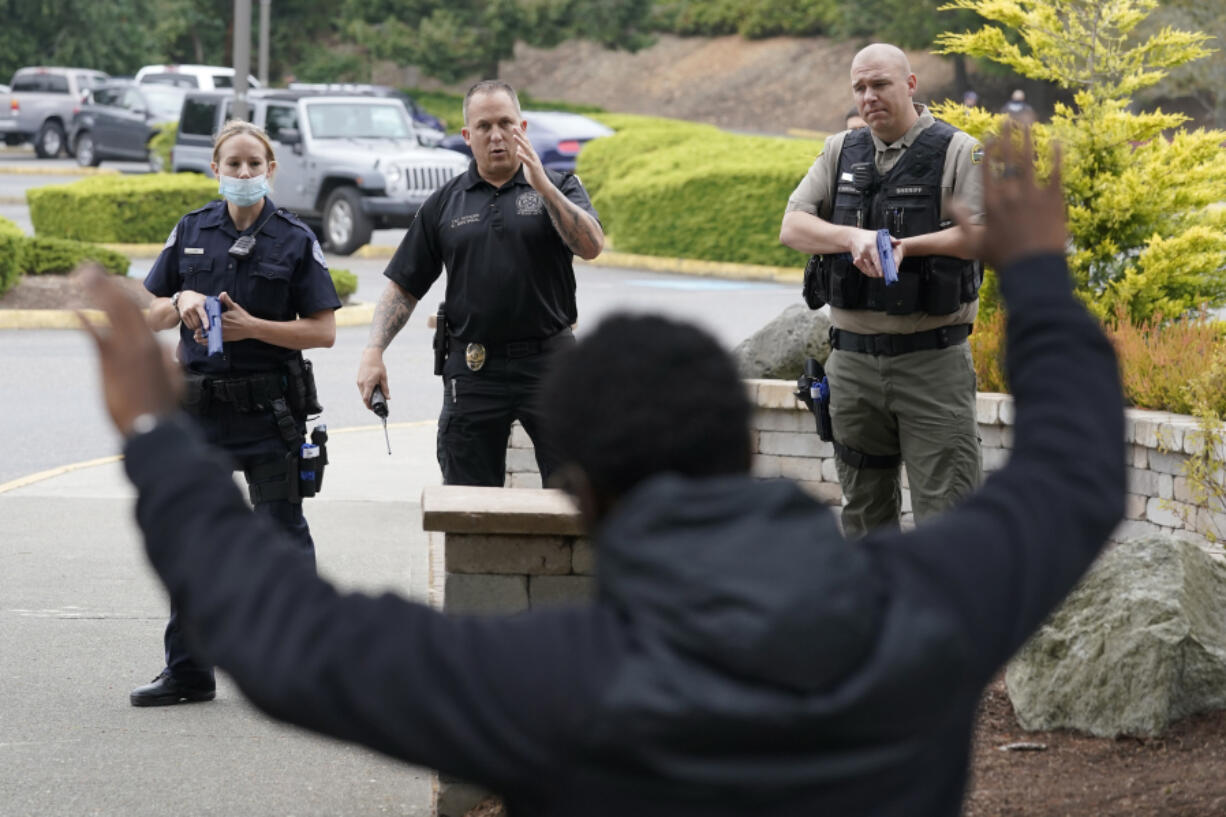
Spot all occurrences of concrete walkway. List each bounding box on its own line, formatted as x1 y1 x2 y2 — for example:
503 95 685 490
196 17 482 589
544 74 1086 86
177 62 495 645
0 422 446 817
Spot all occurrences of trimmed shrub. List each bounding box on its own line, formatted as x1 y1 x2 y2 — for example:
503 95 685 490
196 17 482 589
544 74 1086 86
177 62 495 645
0 216 25 297
27 174 218 243
1108 307 1226 415
330 267 357 302
22 237 129 278
148 120 176 172
577 120 822 267
969 306 1007 393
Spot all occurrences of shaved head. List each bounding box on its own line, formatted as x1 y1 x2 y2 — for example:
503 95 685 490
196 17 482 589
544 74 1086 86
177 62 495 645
851 43 912 78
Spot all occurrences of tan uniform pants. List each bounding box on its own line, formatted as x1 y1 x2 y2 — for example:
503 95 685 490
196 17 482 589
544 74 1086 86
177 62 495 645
826 342 982 537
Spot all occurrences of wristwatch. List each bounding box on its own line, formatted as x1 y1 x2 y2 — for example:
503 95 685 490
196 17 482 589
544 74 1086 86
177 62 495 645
170 291 182 316
127 412 162 439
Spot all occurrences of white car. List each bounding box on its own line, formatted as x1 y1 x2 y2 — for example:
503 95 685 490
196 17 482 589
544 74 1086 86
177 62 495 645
135 64 261 92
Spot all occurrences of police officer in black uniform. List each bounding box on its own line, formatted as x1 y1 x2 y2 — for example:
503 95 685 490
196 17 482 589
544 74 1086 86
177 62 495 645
356 80 604 487
781 43 985 537
133 120 341 706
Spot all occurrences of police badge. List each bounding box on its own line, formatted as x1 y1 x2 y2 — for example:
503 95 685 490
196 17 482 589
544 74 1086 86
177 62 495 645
465 343 487 371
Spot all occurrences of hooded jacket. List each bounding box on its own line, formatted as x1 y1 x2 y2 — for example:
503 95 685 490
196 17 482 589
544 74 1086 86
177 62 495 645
125 252 1125 816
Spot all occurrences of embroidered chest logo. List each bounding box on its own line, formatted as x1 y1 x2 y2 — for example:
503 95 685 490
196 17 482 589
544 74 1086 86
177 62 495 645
450 213 482 230
516 190 543 216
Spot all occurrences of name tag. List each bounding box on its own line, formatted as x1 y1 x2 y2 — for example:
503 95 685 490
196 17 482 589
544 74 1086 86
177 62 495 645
184 247 205 255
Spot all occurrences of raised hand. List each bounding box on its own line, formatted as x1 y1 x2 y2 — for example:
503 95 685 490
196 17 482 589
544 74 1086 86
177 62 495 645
77 263 181 436
954 121 1066 270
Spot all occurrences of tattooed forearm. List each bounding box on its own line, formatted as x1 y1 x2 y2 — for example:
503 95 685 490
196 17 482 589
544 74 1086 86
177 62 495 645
542 194 604 259
367 282 418 350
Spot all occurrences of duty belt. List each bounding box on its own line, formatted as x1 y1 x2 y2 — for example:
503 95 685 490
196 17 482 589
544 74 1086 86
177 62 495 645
830 324 972 356
184 371 287 413
448 331 572 361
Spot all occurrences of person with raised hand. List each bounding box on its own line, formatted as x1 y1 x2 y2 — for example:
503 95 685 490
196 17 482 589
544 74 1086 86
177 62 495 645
82 121 1123 817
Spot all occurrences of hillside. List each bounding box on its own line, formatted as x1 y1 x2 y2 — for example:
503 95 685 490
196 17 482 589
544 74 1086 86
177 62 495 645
406 34 958 135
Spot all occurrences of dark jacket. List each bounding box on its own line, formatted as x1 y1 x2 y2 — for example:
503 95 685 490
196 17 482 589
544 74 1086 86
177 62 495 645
124 252 1125 816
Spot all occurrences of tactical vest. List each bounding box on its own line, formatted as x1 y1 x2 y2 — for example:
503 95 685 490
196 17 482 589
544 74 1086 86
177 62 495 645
802 120 982 315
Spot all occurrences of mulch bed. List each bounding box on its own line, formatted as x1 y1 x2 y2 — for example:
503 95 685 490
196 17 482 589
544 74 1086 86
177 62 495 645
0 274 153 310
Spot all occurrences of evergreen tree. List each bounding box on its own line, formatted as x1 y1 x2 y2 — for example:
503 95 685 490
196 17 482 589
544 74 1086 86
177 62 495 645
933 0 1226 323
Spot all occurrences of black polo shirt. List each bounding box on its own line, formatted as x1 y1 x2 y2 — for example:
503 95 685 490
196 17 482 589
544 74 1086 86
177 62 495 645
384 161 599 344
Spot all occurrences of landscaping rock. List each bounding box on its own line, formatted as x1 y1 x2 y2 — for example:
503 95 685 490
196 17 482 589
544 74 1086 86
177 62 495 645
733 303 831 380
1006 536 1226 738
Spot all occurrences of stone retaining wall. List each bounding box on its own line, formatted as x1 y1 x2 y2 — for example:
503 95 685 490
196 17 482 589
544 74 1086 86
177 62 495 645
424 382 1221 816
506 381 1224 542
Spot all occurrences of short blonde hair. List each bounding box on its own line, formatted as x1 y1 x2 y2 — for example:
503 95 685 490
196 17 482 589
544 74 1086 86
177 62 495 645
212 119 276 165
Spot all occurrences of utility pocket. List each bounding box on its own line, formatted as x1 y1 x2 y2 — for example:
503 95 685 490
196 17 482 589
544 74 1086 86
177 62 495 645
180 257 217 292
925 257 966 315
249 261 293 319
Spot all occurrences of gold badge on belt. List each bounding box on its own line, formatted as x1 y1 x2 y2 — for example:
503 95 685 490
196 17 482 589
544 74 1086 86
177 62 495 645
465 342 487 371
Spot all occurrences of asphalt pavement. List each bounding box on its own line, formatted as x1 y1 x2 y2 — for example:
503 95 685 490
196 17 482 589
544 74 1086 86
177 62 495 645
1 421 445 817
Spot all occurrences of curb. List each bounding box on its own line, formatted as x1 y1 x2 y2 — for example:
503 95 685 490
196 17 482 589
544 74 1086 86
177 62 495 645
0 165 118 177
103 243 802 282
0 301 376 331
589 250 801 284
0 247 795 330
0 419 437 496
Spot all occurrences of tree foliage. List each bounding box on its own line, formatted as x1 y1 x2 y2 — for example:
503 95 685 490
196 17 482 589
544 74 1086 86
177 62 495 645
346 0 653 82
0 0 158 79
932 0 1226 324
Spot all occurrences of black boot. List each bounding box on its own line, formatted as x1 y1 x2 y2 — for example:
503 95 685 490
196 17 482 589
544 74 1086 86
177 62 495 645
130 669 216 707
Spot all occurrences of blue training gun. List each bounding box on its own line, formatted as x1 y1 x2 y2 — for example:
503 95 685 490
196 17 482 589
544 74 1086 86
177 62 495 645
204 295 223 356
877 228 898 286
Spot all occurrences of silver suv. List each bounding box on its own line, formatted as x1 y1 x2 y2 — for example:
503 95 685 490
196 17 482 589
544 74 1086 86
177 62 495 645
172 89 469 254
0 67 110 157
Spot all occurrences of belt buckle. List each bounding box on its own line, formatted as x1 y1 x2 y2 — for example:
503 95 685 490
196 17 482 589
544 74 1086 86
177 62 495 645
465 342 486 371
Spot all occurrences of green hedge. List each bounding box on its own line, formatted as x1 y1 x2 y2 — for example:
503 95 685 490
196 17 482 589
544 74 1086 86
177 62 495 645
330 267 357 301
578 116 823 267
27 174 218 243
0 217 25 296
22 237 129 278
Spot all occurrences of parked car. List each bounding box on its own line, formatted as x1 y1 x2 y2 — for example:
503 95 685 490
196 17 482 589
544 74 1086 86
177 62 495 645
69 81 185 170
0 67 110 157
171 89 470 254
288 82 445 145
439 110 613 172
136 64 261 91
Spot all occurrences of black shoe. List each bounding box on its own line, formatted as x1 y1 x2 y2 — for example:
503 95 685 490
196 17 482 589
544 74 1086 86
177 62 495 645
130 670 216 707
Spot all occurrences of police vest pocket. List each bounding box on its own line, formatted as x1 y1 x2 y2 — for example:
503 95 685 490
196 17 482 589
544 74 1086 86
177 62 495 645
925 257 968 315
885 270 921 315
882 199 939 237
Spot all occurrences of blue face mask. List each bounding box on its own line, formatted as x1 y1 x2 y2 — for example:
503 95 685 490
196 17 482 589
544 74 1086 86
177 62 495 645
218 174 270 207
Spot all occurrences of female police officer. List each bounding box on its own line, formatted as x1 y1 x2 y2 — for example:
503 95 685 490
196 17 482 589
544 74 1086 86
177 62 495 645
133 119 341 706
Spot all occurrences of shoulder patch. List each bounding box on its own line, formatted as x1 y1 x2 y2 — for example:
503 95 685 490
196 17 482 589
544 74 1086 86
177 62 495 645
163 224 177 250
311 239 328 269
970 145 985 165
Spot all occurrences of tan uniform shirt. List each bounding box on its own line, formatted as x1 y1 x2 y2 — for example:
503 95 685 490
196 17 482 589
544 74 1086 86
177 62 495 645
786 106 983 334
